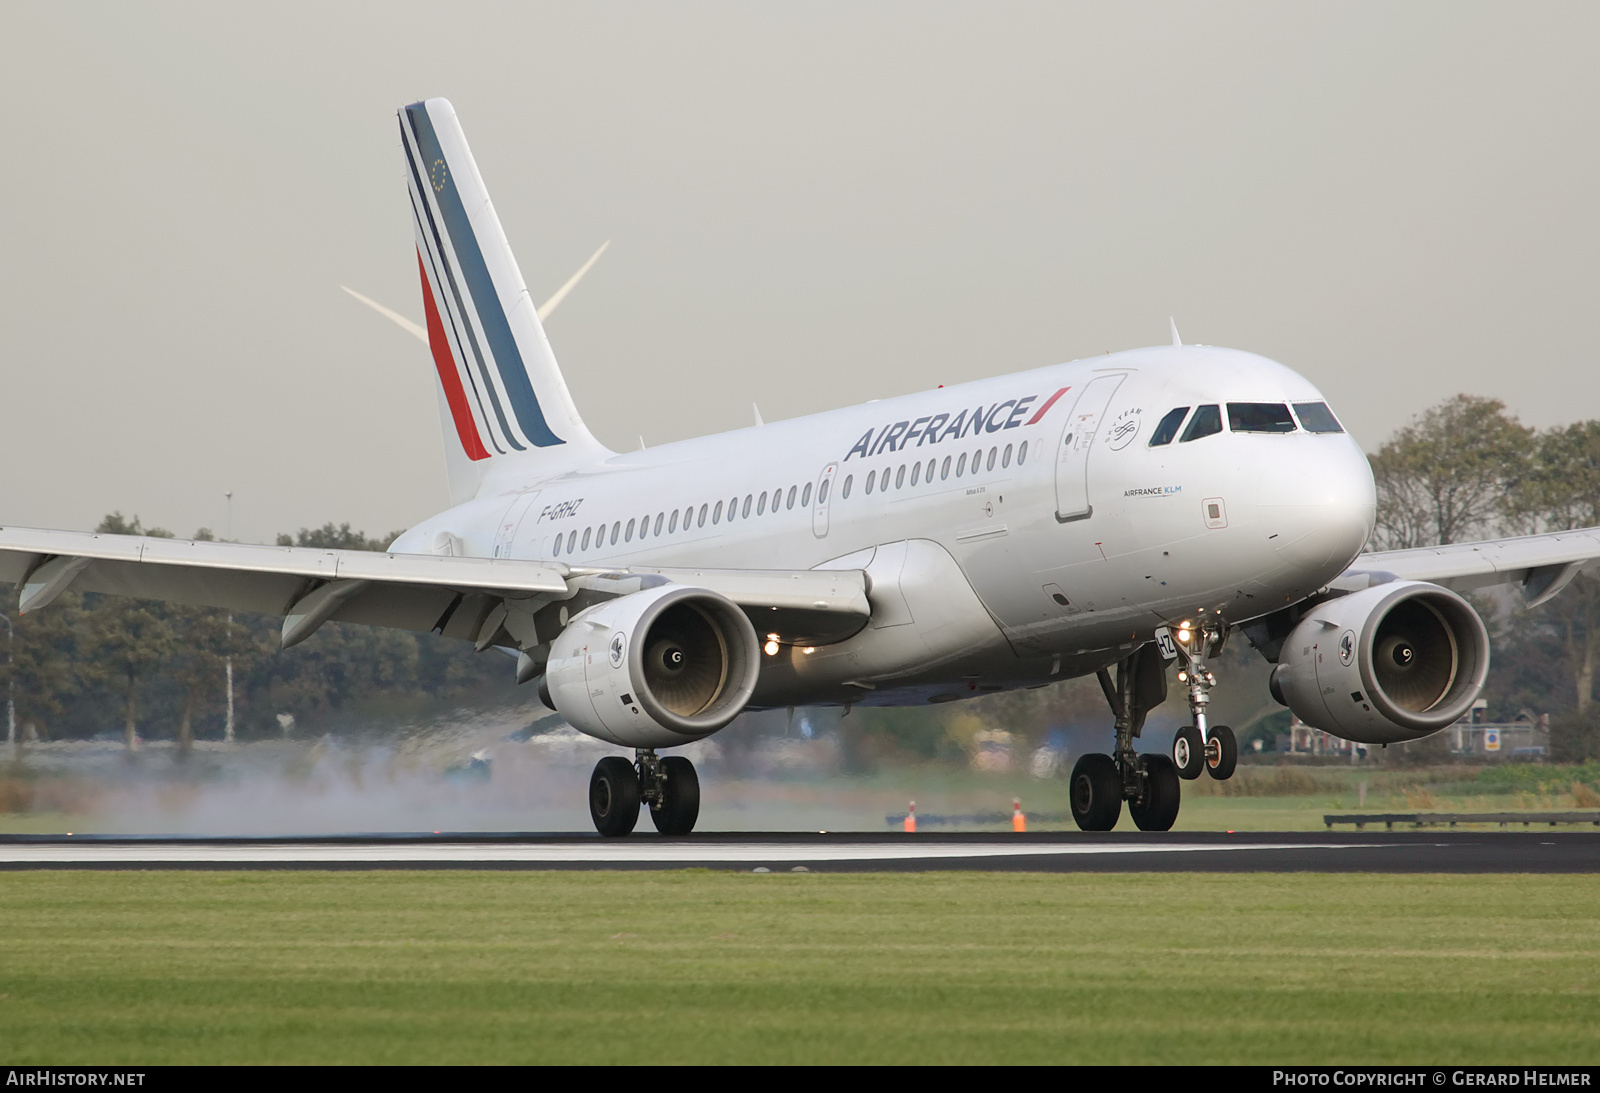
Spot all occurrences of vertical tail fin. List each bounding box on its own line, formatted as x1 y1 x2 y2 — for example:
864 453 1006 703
399 97 607 504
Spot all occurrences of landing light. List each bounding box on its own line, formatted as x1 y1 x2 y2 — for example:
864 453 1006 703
764 640 780 656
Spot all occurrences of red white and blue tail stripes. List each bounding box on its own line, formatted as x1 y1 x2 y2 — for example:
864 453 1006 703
401 99 568 458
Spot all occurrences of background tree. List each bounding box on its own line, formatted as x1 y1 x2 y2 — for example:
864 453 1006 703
0 595 83 748
78 515 180 750
1369 395 1532 549
1502 422 1600 749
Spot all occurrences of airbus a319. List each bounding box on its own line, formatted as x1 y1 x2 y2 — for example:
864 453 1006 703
6 99 1596 835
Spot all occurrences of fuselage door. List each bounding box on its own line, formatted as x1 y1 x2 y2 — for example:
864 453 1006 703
1054 375 1125 522
493 490 541 558
813 462 838 538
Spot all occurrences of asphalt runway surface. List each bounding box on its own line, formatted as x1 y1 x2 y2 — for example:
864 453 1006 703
0 831 1596 871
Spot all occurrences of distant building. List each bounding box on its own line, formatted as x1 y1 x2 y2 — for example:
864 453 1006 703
1446 701 1549 758
1277 720 1364 759
1274 702 1550 761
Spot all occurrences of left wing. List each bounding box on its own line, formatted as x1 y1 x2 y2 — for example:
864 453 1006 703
1347 527 1600 608
0 526 870 650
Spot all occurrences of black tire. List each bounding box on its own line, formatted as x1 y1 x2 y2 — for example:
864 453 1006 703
1173 725 1205 780
1205 724 1238 781
1129 753 1181 831
589 756 641 836
1069 753 1122 831
650 756 701 835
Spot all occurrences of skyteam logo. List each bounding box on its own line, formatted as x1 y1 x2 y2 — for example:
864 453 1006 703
1106 407 1141 450
402 100 565 459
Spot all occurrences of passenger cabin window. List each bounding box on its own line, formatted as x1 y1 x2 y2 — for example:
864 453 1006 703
1293 402 1345 434
1180 404 1223 442
1149 406 1190 446
625 518 635 542
1227 403 1296 433
1018 440 1028 464
567 530 577 553
841 475 852 499
801 482 813 507
581 528 592 550
786 486 797 509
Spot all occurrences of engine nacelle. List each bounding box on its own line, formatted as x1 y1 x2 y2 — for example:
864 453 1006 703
1270 580 1489 744
544 584 760 748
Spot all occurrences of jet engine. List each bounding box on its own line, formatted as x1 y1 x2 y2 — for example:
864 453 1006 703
1269 580 1489 744
542 584 760 748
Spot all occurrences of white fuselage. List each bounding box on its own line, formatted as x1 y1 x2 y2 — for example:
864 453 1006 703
391 344 1376 709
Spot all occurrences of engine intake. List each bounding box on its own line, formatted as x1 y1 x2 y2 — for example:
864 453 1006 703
544 584 759 748
1270 580 1489 744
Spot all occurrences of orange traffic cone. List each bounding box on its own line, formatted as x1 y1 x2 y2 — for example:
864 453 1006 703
904 800 917 833
1012 798 1026 833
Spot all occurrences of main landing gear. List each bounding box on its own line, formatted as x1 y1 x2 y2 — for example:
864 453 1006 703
588 750 701 837
1069 622 1237 833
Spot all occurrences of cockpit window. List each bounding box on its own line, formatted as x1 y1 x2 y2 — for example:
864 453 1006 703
1292 401 1345 434
1148 406 1190 447
1179 404 1222 442
1227 403 1296 433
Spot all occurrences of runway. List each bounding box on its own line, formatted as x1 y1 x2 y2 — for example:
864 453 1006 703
1 831 1595 871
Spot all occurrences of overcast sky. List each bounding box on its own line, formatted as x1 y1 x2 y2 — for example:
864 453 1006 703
3 2 1597 543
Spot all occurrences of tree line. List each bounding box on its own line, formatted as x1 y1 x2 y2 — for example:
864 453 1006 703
0 516 514 750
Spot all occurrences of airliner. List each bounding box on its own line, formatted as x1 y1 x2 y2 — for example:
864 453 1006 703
5 98 1597 835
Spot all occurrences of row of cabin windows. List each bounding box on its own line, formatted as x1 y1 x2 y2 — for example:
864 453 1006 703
552 481 811 556
862 440 1028 495
550 438 1031 557
1147 401 1344 447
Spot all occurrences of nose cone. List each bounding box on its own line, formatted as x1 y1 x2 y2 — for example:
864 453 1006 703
1261 436 1376 580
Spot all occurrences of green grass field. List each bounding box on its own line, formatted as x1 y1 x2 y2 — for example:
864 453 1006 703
2 871 1596 1064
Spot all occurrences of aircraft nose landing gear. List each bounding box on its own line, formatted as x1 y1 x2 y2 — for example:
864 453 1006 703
1171 622 1237 782
589 750 701 837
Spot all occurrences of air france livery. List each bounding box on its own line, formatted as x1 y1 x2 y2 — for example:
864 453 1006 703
6 98 1599 835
